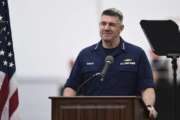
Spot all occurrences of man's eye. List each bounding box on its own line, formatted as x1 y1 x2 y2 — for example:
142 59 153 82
100 22 117 27
109 23 116 26
100 22 107 26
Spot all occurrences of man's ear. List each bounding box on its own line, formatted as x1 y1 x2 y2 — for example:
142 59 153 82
120 24 124 31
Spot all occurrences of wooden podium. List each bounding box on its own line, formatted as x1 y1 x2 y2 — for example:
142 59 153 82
49 96 148 120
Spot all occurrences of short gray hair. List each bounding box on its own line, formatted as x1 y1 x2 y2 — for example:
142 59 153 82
101 8 123 22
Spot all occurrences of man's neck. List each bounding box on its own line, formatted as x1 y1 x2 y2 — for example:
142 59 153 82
102 37 120 49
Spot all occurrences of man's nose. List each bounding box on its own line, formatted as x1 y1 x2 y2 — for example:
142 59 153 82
104 24 110 30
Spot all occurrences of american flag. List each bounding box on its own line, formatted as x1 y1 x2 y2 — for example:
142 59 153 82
0 0 19 120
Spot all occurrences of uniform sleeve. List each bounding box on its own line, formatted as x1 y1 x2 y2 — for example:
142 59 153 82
137 50 156 91
64 53 83 91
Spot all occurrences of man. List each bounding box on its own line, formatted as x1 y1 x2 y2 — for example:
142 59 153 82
63 8 157 119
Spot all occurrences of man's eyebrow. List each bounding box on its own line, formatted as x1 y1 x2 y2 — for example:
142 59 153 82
100 21 120 24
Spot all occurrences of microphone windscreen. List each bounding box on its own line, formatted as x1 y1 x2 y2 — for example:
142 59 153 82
105 55 114 64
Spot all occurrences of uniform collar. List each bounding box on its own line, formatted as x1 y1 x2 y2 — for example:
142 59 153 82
94 37 126 52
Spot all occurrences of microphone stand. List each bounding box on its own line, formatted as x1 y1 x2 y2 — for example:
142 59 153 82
76 73 102 95
167 54 179 120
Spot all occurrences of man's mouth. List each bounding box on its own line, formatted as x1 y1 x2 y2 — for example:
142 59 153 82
103 33 112 36
103 31 112 34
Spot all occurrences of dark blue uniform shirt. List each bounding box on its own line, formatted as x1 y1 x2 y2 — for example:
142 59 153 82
65 38 155 96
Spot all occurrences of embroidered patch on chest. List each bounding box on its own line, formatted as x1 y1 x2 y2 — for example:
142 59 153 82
120 58 136 65
86 62 94 66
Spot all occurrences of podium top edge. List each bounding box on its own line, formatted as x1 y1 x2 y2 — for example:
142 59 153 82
49 96 141 99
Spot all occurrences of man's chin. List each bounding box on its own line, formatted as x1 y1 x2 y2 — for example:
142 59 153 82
102 38 113 42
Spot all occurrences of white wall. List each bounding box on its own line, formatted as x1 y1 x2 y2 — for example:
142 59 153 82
9 0 100 79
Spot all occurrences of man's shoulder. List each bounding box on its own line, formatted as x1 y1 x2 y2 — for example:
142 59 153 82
79 43 98 55
125 41 144 53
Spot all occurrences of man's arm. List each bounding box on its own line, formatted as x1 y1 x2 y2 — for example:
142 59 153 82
142 88 157 119
63 87 76 96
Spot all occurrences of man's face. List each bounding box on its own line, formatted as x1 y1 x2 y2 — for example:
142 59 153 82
99 15 123 42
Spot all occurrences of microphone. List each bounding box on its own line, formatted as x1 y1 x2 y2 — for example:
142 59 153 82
76 55 114 95
100 55 114 81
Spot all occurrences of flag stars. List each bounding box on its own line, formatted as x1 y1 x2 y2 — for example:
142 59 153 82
1 1 6 6
2 27 6 32
0 50 5 56
3 60 8 66
2 61 14 67
0 27 6 33
0 16 3 21
8 52 13 57
0 1 16 73
7 42 11 46
9 62 14 67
